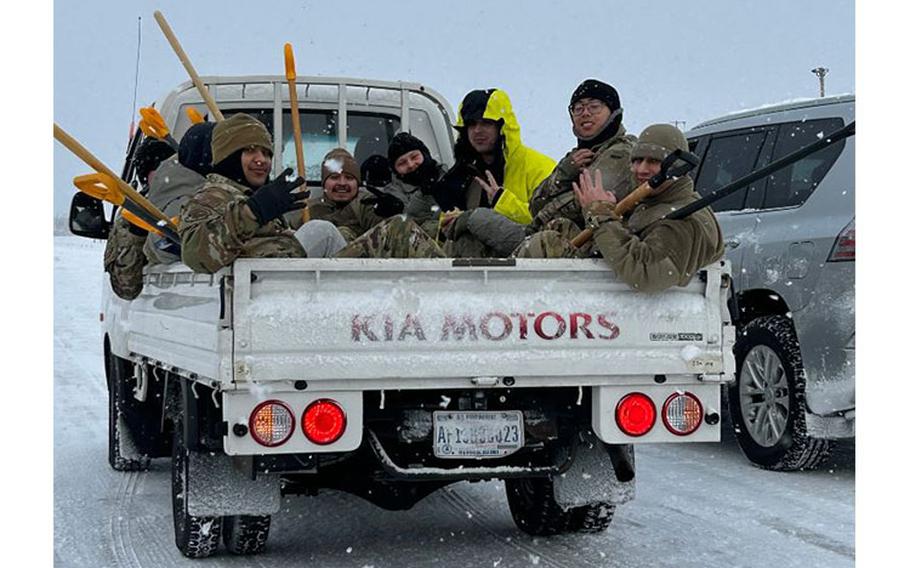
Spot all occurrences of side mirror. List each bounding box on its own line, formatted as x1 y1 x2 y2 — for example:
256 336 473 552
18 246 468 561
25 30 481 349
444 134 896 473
69 192 110 239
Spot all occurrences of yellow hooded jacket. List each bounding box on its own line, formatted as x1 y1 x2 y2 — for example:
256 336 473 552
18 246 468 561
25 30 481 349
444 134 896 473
456 89 556 225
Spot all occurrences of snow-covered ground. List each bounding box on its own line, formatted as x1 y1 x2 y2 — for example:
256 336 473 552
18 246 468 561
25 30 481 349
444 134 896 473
53 236 854 567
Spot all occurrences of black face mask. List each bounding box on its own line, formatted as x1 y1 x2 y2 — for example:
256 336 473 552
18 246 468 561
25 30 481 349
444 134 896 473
397 151 439 190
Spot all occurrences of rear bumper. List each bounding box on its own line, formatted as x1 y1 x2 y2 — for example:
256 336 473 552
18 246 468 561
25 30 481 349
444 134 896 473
792 262 854 417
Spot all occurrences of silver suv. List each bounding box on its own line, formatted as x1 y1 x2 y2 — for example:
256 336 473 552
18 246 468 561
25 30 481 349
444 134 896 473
686 95 855 470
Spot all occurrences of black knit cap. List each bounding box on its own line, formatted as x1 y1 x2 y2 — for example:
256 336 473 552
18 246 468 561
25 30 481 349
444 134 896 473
569 79 621 112
177 122 216 177
388 132 430 165
133 138 175 186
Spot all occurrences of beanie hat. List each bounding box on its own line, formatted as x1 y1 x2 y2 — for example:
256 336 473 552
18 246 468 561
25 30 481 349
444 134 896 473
211 113 272 166
387 132 431 166
133 138 176 186
631 124 689 161
177 122 216 177
569 79 621 113
321 148 361 185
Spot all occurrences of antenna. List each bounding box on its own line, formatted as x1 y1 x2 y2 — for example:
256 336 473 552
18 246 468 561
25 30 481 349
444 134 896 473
811 67 829 97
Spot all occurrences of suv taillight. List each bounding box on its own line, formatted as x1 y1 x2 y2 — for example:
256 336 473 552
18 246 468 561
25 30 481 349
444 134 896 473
828 219 855 262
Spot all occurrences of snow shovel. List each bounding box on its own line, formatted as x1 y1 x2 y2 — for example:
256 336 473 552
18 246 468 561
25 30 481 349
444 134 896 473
138 107 179 151
54 123 180 242
285 42 311 224
185 107 205 124
570 149 699 247
73 173 166 237
153 10 224 121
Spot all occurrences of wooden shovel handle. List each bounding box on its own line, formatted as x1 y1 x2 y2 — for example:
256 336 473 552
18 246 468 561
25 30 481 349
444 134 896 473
569 180 653 248
153 11 224 121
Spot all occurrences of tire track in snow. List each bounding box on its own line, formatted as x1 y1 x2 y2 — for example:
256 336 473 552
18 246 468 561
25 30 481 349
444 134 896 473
110 470 143 568
438 484 602 568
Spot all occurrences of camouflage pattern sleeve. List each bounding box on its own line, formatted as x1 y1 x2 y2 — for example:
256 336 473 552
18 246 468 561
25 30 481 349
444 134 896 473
178 185 261 273
103 215 149 300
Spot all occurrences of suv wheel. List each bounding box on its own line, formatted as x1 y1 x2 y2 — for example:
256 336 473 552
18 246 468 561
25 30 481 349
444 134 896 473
729 315 831 471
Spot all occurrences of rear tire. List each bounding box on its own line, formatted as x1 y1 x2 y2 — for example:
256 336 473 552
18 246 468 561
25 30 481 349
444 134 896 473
222 515 271 555
729 315 831 471
172 415 222 558
107 352 150 471
505 477 615 535
569 502 616 533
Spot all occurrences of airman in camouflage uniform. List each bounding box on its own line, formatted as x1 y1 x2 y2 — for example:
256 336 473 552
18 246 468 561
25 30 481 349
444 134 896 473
528 79 637 233
179 113 307 273
103 137 175 299
516 124 724 293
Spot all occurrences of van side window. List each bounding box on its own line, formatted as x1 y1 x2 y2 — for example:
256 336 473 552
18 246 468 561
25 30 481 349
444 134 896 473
763 118 845 209
694 130 767 212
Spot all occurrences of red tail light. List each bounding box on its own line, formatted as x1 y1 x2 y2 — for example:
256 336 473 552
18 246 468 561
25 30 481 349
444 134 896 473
249 400 295 447
662 392 703 436
828 219 855 262
615 393 656 437
302 399 347 445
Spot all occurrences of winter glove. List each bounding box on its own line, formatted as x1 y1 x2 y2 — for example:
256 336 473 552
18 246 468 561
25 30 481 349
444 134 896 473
363 187 405 218
245 168 308 225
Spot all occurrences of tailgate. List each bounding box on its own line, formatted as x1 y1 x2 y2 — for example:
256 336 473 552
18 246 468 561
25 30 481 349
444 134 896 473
230 258 733 387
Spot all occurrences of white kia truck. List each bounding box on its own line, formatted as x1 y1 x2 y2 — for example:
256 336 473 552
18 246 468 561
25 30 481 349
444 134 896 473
68 77 735 558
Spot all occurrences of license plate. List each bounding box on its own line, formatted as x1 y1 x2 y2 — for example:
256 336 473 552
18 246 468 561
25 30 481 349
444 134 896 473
433 411 524 459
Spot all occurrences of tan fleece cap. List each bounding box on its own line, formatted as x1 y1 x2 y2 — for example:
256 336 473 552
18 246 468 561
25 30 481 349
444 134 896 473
211 113 273 165
321 148 361 185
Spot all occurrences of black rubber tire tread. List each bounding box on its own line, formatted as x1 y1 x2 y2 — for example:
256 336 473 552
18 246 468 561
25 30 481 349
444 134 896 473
505 477 574 536
107 352 150 472
222 515 271 555
172 413 222 558
729 315 832 471
569 502 616 533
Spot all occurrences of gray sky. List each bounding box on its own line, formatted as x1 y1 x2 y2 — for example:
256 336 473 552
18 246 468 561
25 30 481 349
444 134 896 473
53 0 854 216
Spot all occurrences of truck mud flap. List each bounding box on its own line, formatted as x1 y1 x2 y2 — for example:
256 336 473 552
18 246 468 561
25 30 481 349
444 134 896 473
366 430 571 481
552 431 636 508
186 451 282 517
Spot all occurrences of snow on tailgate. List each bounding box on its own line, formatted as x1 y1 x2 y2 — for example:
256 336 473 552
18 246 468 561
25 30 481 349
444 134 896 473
231 258 728 383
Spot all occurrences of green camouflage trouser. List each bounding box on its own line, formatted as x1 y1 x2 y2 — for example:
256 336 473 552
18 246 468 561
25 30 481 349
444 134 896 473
337 215 445 258
512 217 593 258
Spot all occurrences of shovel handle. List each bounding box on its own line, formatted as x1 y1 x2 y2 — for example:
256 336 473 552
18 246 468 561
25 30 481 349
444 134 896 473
569 179 653 248
153 11 224 121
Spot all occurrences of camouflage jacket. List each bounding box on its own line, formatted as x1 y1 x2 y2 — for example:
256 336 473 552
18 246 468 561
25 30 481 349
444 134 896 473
179 174 305 273
299 178 442 242
103 215 148 300
584 177 724 293
529 127 636 232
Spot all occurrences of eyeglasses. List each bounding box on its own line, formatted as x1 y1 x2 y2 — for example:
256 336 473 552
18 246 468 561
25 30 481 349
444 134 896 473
569 100 607 116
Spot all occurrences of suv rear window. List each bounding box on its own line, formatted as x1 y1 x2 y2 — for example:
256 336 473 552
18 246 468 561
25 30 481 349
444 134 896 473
695 130 768 212
763 118 845 209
